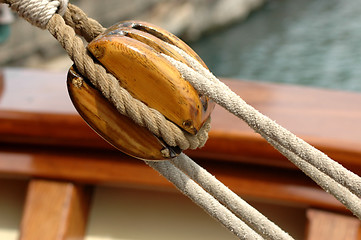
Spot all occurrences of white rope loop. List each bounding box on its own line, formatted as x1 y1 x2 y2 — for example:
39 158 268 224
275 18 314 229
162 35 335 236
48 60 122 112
7 0 68 29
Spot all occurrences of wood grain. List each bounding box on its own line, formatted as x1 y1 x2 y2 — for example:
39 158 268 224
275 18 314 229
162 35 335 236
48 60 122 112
306 208 361 240
0 145 346 212
117 21 208 69
87 24 214 134
67 66 179 160
19 179 91 240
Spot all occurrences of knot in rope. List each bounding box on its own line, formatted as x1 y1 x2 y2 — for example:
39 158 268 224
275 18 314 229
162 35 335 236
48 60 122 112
6 0 68 28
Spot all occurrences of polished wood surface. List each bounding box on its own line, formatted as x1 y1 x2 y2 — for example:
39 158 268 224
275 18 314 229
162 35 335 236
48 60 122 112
116 21 208 69
19 179 91 240
67 66 179 160
0 144 344 211
88 21 214 135
306 208 361 240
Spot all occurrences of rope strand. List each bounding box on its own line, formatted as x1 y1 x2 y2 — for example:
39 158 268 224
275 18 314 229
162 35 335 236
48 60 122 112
162 48 361 219
163 44 361 197
1 0 67 28
145 160 264 240
267 138 361 219
172 153 294 240
63 3 105 42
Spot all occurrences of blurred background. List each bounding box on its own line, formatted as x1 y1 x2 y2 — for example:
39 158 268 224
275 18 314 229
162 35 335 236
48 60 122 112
0 0 263 70
2 0 361 92
1 1 360 240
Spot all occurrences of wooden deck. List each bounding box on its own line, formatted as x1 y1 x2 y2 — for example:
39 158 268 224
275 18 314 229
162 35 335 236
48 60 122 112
0 68 360 239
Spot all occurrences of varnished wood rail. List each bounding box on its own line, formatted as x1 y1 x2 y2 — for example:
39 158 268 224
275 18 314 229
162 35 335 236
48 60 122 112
0 68 361 239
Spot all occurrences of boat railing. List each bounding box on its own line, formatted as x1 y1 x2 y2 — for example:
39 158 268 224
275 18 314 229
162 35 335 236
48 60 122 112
0 68 360 239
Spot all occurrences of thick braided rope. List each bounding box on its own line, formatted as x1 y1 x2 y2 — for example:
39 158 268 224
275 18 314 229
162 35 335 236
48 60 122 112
2 0 67 28
163 46 361 218
46 14 209 150
172 153 293 240
63 3 105 42
145 160 264 240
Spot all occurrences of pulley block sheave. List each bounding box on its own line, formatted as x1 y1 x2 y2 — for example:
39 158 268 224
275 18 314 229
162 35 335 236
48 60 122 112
67 21 214 160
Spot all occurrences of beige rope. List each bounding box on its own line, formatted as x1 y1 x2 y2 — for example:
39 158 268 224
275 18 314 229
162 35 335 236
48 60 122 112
267 138 361 219
162 46 361 219
165 44 361 197
145 159 265 240
62 3 105 42
172 153 294 240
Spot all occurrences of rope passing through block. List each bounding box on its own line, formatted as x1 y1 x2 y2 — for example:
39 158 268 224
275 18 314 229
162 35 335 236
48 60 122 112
3 0 361 239
162 43 361 219
52 14 291 238
65 20 214 160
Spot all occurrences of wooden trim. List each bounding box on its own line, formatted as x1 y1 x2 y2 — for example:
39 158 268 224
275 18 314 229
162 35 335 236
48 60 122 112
0 145 345 212
1 69 361 170
305 208 361 240
19 179 92 240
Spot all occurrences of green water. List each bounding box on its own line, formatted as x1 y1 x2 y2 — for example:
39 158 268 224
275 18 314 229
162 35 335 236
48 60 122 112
190 0 361 92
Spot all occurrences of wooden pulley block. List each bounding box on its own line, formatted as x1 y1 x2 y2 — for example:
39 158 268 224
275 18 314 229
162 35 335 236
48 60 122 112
67 20 215 160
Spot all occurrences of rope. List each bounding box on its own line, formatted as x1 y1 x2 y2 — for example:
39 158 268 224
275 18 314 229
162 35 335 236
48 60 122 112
145 159 264 240
267 138 361 219
2 0 68 28
62 3 105 42
162 45 361 219
171 153 293 240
